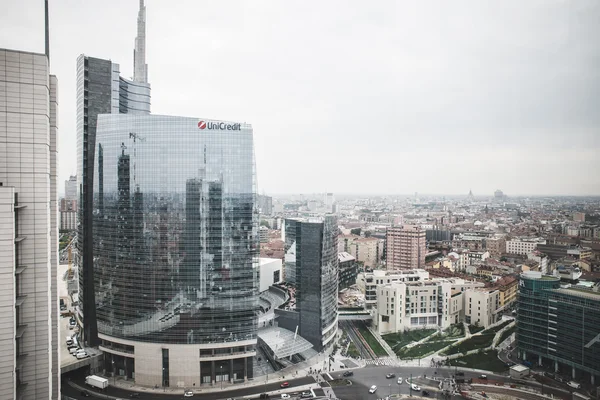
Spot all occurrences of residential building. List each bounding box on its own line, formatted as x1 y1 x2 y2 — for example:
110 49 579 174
468 251 490 266
0 47 59 399
506 237 546 256
573 212 586 223
259 226 270 243
91 114 258 386
486 236 506 257
537 243 592 261
452 233 486 251
386 225 426 269
281 216 339 351
347 236 381 268
373 278 487 334
60 209 77 231
76 0 151 346
357 269 430 310
65 175 77 200
338 252 357 290
495 276 518 309
517 271 600 385
464 288 500 328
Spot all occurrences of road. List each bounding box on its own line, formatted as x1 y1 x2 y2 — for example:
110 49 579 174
63 370 315 400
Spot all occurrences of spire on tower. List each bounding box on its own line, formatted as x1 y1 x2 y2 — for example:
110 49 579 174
133 0 148 83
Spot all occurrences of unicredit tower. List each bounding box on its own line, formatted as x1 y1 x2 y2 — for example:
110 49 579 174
93 114 259 386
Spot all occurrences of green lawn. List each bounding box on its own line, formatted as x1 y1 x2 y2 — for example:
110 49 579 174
497 325 516 346
447 350 507 373
482 320 513 335
382 329 436 349
468 324 485 334
444 323 465 339
347 342 360 358
440 334 495 356
396 340 455 359
357 324 389 357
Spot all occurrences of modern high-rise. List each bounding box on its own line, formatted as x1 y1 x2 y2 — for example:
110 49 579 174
76 0 151 346
386 225 426 269
0 47 59 399
64 175 77 200
517 271 600 384
91 114 258 387
282 217 338 351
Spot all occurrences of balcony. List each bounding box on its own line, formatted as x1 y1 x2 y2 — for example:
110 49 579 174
15 325 27 339
15 295 27 307
14 236 27 243
14 204 27 210
15 265 27 275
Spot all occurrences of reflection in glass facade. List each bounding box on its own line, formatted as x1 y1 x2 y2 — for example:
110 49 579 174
285 217 339 350
93 114 258 347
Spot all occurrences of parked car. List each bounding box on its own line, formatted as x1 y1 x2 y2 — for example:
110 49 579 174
300 392 313 398
342 371 353 377
386 373 396 379
280 382 290 388
281 395 290 399
184 390 194 397
129 393 139 398
397 377 403 384
369 385 377 393
479 374 488 379
411 384 421 391
259 394 269 399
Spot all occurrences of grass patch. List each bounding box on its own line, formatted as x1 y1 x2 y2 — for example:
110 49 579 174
357 324 388 357
447 350 507 373
396 340 455 359
382 329 436 349
497 325 516 346
444 323 465 339
468 324 485 334
329 379 351 387
482 320 512 335
440 334 495 356
347 342 360 358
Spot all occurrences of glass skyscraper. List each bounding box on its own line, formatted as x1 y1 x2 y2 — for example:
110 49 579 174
92 114 259 387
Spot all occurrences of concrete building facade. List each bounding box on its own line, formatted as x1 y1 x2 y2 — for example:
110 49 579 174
386 225 426 269
506 237 546 256
0 48 59 399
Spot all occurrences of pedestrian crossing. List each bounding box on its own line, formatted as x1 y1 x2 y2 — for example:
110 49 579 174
364 357 399 366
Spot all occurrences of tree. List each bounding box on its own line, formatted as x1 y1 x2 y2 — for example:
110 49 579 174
350 228 361 236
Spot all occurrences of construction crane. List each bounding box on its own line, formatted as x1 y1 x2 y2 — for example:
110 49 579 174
129 132 146 187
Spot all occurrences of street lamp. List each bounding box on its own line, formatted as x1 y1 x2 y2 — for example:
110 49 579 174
388 384 391 397
162 367 165 392
112 360 116 386
220 365 223 390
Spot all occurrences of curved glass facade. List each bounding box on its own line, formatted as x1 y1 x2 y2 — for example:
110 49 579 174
92 114 258 345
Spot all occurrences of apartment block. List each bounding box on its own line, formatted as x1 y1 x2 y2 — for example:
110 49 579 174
386 225 426 269
464 288 500 328
506 237 547 256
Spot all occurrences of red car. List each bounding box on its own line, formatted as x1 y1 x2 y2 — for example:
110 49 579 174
280 382 290 388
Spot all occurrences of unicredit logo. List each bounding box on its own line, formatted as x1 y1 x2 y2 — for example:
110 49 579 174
198 120 241 131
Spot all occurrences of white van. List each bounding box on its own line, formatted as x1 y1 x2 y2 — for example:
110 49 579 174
568 381 582 389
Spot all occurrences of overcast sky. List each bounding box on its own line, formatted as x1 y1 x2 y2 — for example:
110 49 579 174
2 0 599 196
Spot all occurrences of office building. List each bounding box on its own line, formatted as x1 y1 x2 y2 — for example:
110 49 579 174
92 114 258 387
0 46 59 398
506 237 546 256
517 271 600 384
65 175 77 200
257 194 272 215
338 252 357 290
281 217 339 351
76 0 151 346
386 225 426 269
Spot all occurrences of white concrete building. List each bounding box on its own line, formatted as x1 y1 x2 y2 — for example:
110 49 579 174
0 48 59 399
506 237 546 255
357 269 430 310
464 288 500 328
259 258 283 293
373 277 487 334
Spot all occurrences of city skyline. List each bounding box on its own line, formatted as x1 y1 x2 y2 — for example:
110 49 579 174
1 0 599 196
